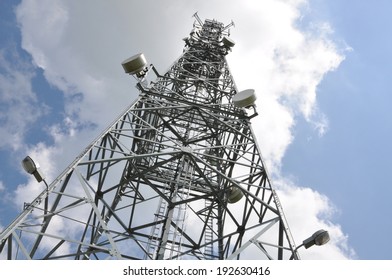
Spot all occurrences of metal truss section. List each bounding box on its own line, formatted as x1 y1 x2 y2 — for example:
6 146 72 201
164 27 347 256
0 15 298 260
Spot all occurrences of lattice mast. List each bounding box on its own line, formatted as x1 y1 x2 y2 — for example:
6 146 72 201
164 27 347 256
0 14 299 260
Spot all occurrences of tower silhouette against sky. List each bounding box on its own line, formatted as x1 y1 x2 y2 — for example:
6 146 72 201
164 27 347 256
0 14 300 260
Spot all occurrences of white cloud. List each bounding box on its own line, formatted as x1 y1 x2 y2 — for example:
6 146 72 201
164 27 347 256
254 94 295 173
12 0 353 259
0 48 46 151
275 178 356 259
225 3 345 170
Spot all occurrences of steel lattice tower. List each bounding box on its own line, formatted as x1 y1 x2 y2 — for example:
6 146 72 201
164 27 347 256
0 14 299 260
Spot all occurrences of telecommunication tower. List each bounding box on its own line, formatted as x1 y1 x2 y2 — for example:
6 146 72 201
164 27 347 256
0 14 300 260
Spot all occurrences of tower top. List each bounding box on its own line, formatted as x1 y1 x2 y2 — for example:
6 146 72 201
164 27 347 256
183 13 236 56
192 12 235 35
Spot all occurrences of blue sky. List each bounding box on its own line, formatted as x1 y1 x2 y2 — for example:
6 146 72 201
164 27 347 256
0 0 391 259
282 0 392 259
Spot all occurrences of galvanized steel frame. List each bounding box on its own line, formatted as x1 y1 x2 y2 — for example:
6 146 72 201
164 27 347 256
0 15 298 260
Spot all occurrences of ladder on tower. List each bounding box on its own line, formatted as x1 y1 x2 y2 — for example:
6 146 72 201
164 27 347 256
145 161 173 259
146 196 167 259
204 199 214 259
167 157 193 259
145 157 193 259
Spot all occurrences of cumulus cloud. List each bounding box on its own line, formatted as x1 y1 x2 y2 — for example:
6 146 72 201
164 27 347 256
275 178 356 259
0 48 47 151
15 0 183 128
11 0 354 259
225 2 345 171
